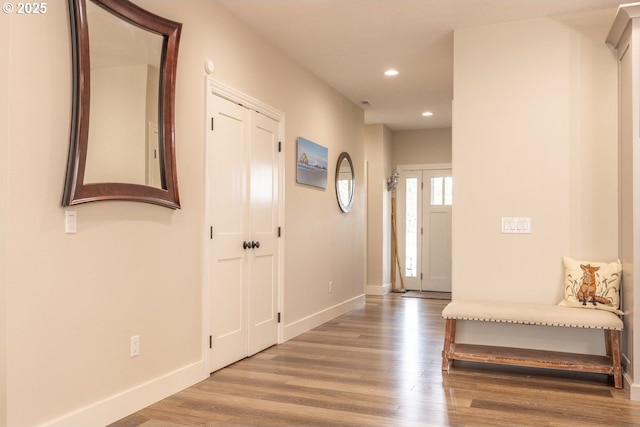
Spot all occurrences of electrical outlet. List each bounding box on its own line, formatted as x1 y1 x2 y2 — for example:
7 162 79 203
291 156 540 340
328 281 333 293
130 335 140 357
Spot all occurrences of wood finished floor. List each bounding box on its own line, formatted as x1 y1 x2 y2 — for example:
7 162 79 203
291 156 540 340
110 295 640 426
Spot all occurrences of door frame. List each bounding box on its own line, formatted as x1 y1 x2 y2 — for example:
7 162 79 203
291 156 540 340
203 78 286 374
396 163 452 291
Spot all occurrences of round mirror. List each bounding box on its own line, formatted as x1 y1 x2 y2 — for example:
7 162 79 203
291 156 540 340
336 152 355 213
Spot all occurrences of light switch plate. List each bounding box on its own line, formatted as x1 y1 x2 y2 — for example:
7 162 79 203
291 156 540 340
65 211 77 234
130 335 140 357
502 217 531 234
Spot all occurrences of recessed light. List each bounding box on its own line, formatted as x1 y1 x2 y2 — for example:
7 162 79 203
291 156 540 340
384 69 399 76
422 111 433 117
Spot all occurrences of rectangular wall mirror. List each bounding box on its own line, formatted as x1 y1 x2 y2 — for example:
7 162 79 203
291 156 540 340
63 0 182 209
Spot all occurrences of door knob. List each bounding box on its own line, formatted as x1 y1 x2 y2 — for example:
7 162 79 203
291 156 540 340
251 241 260 249
243 241 251 250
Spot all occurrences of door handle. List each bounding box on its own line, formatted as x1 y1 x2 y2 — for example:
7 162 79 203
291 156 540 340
243 241 251 250
251 241 260 249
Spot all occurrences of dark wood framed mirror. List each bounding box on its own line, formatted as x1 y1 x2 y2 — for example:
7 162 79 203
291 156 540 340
63 0 182 209
335 152 355 213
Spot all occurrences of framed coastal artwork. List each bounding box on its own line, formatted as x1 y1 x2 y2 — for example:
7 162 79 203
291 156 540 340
296 137 328 189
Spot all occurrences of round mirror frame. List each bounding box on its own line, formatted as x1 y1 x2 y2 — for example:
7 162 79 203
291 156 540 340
335 152 355 213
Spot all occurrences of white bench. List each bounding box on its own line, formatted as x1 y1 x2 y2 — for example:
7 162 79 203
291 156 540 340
441 300 624 388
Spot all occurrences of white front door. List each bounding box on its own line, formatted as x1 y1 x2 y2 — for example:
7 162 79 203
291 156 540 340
206 93 280 372
422 169 452 292
398 168 452 292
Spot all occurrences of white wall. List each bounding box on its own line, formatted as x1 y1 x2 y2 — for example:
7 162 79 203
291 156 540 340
453 10 618 353
392 128 452 166
365 124 392 294
3 2 365 425
0 8 8 426
7 7 203 425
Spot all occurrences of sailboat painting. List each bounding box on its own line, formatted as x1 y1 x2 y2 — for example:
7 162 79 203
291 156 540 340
296 137 328 189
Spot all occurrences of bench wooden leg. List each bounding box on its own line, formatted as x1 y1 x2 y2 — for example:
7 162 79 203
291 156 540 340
608 329 623 389
442 319 456 371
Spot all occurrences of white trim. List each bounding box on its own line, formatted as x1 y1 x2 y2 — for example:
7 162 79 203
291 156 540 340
37 361 206 427
625 371 640 401
282 295 366 341
606 3 640 49
365 283 391 295
207 79 284 121
397 163 452 171
364 160 369 295
623 352 639 400
202 78 212 375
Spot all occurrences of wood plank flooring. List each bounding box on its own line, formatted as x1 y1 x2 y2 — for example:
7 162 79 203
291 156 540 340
110 295 640 426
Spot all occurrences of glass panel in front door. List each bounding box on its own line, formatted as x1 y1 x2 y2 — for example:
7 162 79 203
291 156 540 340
404 177 418 278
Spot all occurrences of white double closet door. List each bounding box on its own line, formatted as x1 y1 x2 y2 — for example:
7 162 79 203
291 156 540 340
206 93 280 373
398 167 452 292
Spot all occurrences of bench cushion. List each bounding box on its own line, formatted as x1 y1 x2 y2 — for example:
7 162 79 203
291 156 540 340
442 300 623 330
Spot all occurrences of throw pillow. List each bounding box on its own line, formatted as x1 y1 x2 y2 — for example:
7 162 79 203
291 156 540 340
559 256 623 315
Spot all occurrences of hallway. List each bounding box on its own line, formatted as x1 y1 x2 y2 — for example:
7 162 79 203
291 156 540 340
111 295 640 426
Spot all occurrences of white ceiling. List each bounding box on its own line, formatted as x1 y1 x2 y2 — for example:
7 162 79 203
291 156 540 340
215 0 626 130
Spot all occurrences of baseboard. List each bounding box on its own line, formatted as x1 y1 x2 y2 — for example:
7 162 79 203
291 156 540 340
621 353 639 401
38 360 207 427
365 283 391 295
626 373 640 401
282 294 366 342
